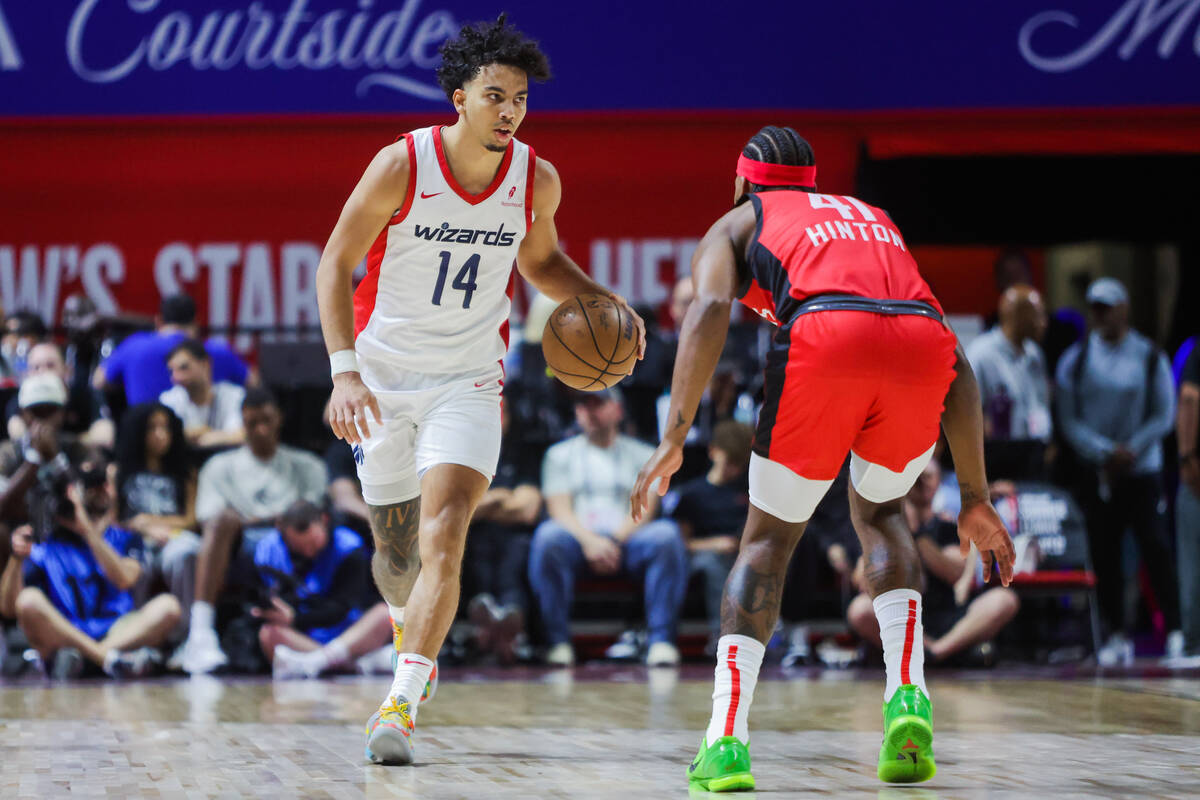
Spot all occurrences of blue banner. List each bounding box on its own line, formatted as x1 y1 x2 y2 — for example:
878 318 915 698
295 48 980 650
1 0 1198 115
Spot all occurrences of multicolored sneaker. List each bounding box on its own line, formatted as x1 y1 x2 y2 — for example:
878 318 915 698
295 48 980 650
686 736 755 792
389 648 438 703
877 684 936 783
364 695 415 765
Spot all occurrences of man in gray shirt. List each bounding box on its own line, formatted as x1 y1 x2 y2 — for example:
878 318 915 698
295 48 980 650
966 285 1051 479
175 387 327 673
1055 277 1180 664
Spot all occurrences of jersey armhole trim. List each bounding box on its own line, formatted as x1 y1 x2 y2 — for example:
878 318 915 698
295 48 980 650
388 133 418 226
524 147 537 232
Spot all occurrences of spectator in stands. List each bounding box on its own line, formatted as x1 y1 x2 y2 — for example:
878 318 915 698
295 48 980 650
0 458 181 679
993 249 1034 298
465 402 542 664
0 374 93 537
160 339 246 449
1055 277 1182 664
252 500 392 679
94 294 249 407
528 388 687 667
664 420 752 643
1174 345 1200 667
847 459 1019 666
115 403 198 640
175 388 327 674
966 285 1052 479
968 285 1051 442
6 342 110 447
1 310 48 380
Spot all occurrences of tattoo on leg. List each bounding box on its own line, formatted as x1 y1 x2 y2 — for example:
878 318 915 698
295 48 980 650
720 558 784 642
863 546 922 595
369 498 421 604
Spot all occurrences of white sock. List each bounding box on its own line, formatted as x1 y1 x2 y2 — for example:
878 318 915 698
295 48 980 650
873 588 927 702
389 652 434 720
705 635 765 746
102 649 119 674
190 601 215 634
388 604 405 627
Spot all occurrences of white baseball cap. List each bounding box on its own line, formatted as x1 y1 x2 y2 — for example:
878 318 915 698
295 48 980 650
1085 277 1129 307
18 373 67 409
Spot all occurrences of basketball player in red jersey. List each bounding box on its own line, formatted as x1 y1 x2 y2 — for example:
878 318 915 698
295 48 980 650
315 16 644 765
631 126 1014 789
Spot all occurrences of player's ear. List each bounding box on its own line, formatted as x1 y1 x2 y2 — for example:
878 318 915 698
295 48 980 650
452 88 467 114
733 175 750 207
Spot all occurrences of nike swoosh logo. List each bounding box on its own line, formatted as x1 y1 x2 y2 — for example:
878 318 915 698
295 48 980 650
474 380 489 387
420 191 442 199
402 658 425 664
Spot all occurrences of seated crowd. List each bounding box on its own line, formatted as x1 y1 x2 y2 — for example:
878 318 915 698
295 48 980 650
0 265 1193 680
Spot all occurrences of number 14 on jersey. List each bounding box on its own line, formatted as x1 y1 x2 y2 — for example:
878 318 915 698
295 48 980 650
431 251 479 309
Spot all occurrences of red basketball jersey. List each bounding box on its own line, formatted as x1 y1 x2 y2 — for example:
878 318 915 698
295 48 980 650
737 191 941 326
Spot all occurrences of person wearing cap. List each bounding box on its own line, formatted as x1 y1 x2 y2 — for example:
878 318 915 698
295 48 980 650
94 294 250 407
528 386 687 667
1055 276 1181 665
0 373 95 533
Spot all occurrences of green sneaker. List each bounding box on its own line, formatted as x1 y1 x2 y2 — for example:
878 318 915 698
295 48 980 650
686 736 755 792
877 684 936 783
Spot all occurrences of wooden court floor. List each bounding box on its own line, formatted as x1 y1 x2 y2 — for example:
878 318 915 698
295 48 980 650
2 665 1199 799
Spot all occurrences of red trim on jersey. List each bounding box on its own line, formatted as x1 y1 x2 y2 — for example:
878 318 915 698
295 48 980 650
524 145 537 232
387 133 418 226
900 599 917 685
433 125 514 205
736 154 816 187
499 266 517 351
724 644 741 737
353 225 390 339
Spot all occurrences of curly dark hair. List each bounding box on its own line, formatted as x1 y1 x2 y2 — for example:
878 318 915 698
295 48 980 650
115 402 192 518
436 13 551 102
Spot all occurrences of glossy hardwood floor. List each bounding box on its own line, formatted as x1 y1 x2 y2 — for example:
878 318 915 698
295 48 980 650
2 665 1198 798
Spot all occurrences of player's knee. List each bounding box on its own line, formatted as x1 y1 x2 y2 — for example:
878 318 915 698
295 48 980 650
992 588 1020 620
154 593 183 625
258 623 284 652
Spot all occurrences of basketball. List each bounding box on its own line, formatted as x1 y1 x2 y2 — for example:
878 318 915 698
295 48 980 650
542 293 638 391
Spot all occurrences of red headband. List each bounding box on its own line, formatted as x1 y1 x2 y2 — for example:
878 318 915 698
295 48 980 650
736 154 817 188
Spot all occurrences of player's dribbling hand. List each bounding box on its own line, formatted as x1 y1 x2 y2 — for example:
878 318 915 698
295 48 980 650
630 441 683 522
607 293 647 367
957 501 1015 586
328 372 383 444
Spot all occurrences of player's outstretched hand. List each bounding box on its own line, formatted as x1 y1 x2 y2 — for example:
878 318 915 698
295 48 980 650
329 372 383 444
957 501 1015 586
631 441 683 522
608 292 647 367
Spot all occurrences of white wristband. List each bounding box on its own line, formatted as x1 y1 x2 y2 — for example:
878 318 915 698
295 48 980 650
329 349 359 377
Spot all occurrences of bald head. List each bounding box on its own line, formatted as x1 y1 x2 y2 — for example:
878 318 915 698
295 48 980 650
998 285 1046 345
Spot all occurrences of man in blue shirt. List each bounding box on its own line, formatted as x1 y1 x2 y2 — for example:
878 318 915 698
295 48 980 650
94 294 249 406
1055 277 1180 664
254 500 392 679
0 460 182 678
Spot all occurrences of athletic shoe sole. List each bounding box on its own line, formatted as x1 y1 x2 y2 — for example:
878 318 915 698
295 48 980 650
364 712 414 765
877 714 936 783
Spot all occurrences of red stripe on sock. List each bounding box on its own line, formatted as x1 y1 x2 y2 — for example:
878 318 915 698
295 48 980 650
900 599 917 685
723 644 740 738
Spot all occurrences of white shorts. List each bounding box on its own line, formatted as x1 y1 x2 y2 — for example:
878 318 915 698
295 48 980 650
354 358 504 506
748 445 936 523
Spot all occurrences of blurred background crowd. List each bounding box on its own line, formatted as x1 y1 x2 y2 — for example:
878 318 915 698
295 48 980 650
0 247 1196 681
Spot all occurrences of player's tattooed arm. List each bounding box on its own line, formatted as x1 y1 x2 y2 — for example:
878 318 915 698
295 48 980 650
720 560 785 643
369 498 422 604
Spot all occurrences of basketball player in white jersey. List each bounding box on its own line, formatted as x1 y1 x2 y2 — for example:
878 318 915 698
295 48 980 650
315 15 645 765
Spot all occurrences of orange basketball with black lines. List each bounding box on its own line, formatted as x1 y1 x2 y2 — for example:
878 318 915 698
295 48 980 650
542 293 637 391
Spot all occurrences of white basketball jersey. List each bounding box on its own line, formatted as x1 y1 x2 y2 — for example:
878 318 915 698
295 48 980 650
354 126 534 375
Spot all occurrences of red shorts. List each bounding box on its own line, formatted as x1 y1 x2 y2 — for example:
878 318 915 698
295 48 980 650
754 310 958 480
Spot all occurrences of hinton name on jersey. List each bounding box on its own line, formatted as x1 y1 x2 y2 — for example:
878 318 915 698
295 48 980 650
353 125 535 374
